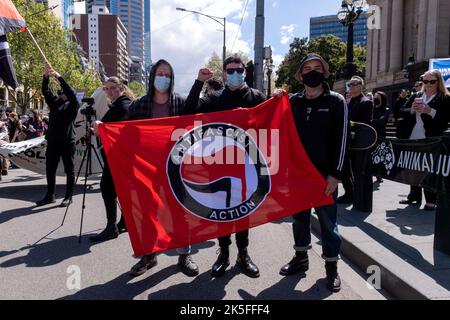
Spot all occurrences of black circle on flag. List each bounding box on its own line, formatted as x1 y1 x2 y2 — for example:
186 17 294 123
167 123 271 222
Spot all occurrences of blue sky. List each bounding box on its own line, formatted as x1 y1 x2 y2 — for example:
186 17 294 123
75 0 346 94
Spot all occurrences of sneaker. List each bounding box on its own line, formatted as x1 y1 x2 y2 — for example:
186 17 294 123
1 170 7 176
129 254 157 277
178 254 199 277
280 251 309 276
36 194 56 206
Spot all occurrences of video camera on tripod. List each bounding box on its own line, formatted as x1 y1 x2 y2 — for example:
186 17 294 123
80 97 96 118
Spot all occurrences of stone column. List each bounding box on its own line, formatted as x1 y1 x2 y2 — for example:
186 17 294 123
389 0 404 71
416 0 428 61
378 0 392 73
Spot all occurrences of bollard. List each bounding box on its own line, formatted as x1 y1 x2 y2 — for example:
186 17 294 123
353 149 373 213
434 131 450 256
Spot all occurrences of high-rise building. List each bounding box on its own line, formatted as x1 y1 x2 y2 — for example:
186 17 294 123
144 0 151 69
310 13 368 46
73 6 129 82
87 0 146 83
35 0 74 29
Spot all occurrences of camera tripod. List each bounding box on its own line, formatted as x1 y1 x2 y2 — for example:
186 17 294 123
60 109 104 243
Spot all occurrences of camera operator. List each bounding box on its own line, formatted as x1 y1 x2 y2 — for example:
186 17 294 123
36 62 80 207
90 77 134 242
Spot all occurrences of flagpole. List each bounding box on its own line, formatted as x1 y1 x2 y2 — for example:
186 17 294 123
25 28 49 63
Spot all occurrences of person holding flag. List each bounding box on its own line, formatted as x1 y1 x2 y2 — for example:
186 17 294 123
185 54 267 279
277 53 348 292
36 62 80 207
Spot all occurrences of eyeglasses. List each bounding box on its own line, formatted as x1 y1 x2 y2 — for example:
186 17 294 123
422 80 438 85
226 68 245 75
348 82 361 87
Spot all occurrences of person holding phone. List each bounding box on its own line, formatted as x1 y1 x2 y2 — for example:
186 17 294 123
398 70 450 210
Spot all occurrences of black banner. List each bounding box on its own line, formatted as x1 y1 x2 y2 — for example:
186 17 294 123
368 136 450 195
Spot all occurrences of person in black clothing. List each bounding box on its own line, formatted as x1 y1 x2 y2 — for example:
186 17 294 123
90 77 134 242
393 89 409 122
185 54 266 279
372 91 391 183
337 76 373 206
36 62 80 207
275 53 347 292
372 91 391 138
127 59 199 278
398 70 450 211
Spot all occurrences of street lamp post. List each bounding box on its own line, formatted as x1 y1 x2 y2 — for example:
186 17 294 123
176 7 226 65
337 0 365 79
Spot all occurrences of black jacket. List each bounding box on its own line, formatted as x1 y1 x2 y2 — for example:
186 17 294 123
101 95 131 123
290 83 348 180
348 94 373 124
372 105 391 137
42 75 80 144
185 80 266 114
393 97 408 120
398 92 450 139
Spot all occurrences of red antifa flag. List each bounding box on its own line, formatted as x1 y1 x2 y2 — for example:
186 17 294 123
0 0 25 89
99 94 333 257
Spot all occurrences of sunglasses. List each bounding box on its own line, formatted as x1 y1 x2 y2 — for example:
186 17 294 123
423 80 437 85
226 68 245 75
348 82 361 87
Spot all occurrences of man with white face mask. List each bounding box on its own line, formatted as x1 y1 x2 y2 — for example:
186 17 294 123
185 54 266 279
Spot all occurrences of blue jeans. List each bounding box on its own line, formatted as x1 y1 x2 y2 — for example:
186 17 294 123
292 192 341 261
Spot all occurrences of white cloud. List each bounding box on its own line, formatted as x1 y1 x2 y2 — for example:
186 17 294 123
279 24 297 46
151 0 253 95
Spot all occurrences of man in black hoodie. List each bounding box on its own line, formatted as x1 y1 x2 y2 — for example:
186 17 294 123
36 62 80 207
185 54 266 279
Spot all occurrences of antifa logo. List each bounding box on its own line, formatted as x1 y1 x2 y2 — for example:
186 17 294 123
167 123 271 222
372 141 395 175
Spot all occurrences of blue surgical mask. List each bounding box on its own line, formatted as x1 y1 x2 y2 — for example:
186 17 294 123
154 76 171 92
226 72 245 88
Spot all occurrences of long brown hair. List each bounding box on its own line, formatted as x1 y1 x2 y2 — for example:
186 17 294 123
105 77 135 100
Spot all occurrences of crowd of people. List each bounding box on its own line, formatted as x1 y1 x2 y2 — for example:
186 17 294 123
1 51 449 294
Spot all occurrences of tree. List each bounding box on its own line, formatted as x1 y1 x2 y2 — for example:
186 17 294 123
275 35 366 92
128 81 147 98
8 0 101 114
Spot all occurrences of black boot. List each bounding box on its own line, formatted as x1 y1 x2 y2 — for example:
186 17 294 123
280 251 309 276
236 249 260 278
211 248 230 277
89 223 119 243
36 194 56 206
117 216 127 233
336 194 353 204
129 254 157 277
178 254 199 277
325 261 341 292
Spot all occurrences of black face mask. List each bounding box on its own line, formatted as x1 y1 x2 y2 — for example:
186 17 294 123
374 98 381 105
302 70 325 88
